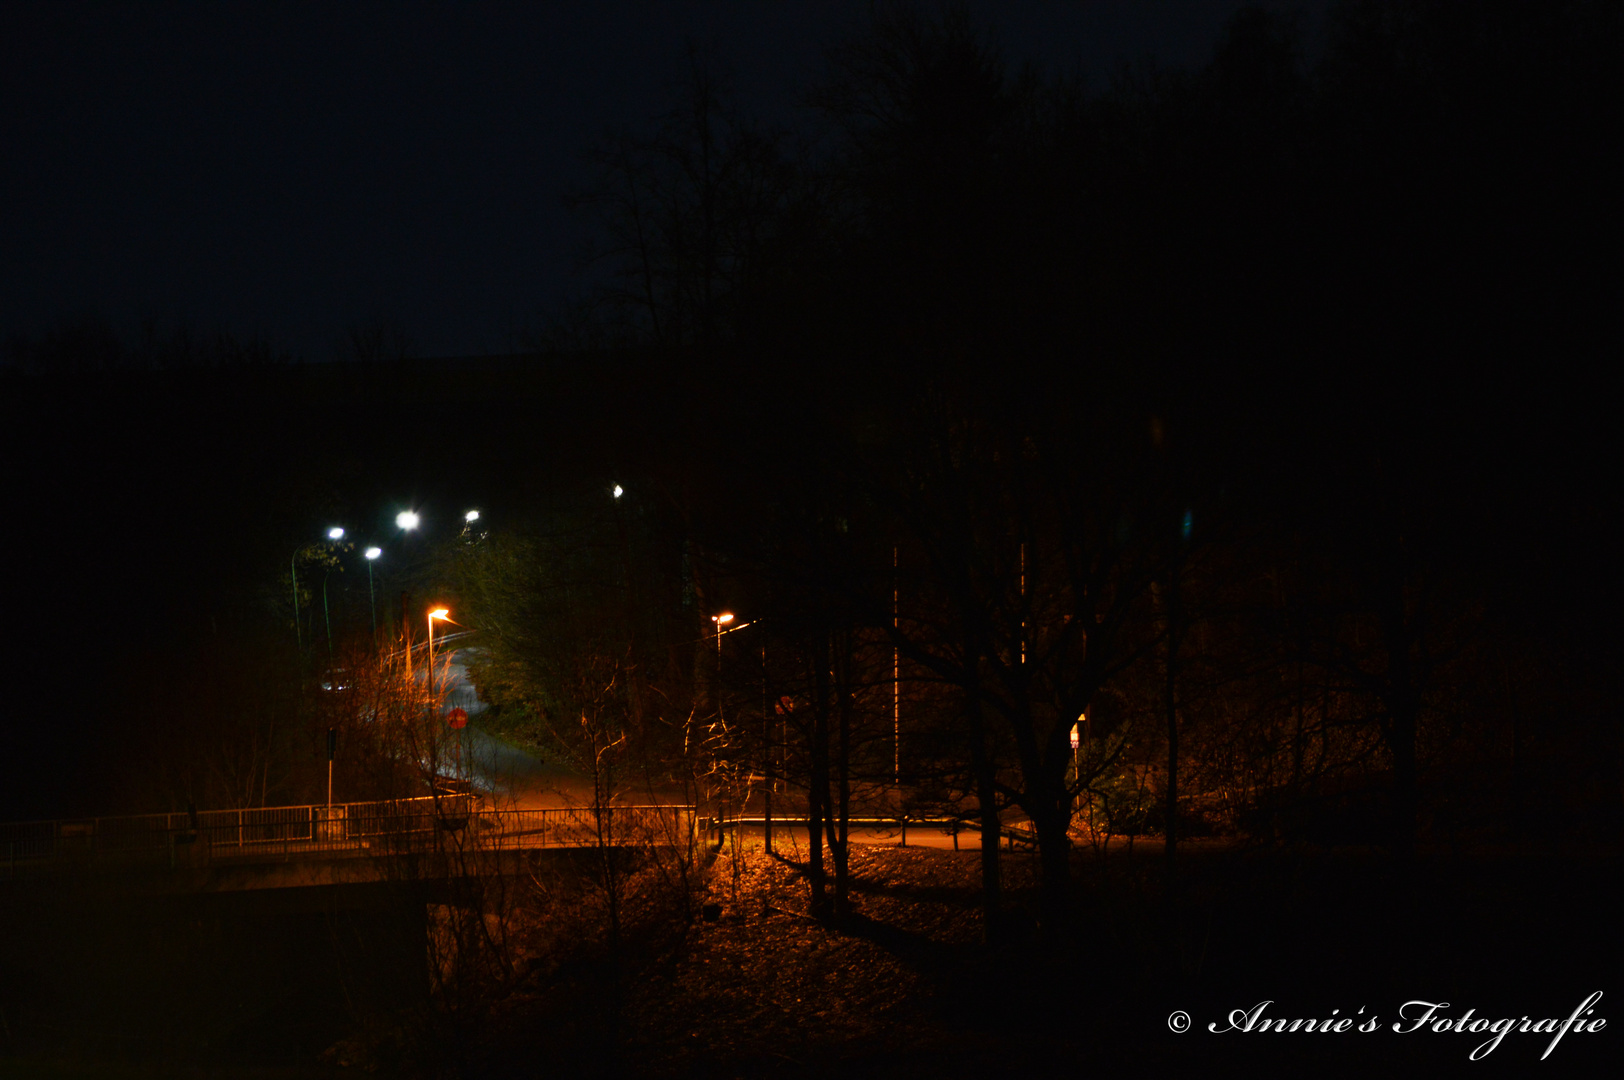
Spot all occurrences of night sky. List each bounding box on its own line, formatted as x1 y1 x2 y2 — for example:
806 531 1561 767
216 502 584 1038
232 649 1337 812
3 1 1324 359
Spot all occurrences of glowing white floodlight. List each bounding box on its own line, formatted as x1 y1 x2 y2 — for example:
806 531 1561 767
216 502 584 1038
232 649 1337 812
465 509 480 523
327 527 345 540
396 511 419 530
613 485 624 499
365 547 381 560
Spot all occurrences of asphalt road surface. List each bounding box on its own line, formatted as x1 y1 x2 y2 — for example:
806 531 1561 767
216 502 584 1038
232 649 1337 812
437 650 595 808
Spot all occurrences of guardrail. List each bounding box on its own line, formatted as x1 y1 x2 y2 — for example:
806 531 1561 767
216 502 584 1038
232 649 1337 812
0 798 697 878
708 813 1038 848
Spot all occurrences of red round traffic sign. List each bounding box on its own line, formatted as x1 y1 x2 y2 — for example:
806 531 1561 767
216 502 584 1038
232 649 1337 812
447 707 468 729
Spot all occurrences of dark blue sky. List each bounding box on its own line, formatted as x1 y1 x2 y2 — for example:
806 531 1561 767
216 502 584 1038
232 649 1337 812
2 1 1326 360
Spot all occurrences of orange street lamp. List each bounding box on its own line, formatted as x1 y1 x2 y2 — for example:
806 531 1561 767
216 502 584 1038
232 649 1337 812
710 612 735 705
426 606 452 718
427 606 455 783
711 612 734 659
427 606 451 688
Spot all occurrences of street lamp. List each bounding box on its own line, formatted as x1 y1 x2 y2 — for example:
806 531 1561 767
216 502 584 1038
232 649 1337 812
464 510 479 523
365 547 382 639
291 547 303 655
396 510 420 531
711 612 734 660
711 613 734 725
426 607 451 691
425 605 459 783
426 606 452 772
322 527 347 671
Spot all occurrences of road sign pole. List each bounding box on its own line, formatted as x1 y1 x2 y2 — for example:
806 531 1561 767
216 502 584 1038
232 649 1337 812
446 708 469 785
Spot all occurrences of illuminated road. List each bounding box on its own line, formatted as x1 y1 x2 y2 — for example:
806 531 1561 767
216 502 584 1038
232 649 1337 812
438 650 597 808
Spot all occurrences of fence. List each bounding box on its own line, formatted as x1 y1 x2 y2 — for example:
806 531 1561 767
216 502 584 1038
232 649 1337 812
709 812 1038 848
0 798 696 878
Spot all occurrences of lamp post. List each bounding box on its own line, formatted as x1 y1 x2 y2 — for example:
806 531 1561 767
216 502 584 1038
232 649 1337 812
711 607 737 714
290 548 303 655
711 612 734 661
427 606 452 780
364 547 381 640
322 527 345 672
427 607 451 728
394 513 419 650
1070 717 1082 813
708 613 734 836
427 606 450 693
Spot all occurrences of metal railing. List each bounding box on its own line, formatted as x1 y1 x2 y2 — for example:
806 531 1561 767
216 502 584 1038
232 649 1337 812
0 798 696 879
706 812 1040 849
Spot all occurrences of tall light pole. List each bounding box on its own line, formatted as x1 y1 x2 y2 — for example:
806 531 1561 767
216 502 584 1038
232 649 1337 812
711 612 734 662
395 511 419 649
1070 718 1081 810
711 613 734 718
323 527 345 672
427 606 452 782
365 547 381 641
290 548 303 655
427 606 451 700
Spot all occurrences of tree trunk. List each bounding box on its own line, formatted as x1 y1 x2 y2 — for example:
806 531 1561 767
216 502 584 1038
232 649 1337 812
832 631 853 921
807 636 832 918
1380 578 1420 863
1163 568 1181 868
964 694 1002 942
1388 693 1419 862
807 752 827 916
1032 797 1072 941
763 642 773 855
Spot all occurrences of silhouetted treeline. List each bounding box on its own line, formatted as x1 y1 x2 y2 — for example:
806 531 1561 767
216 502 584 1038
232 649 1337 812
510 0 1622 940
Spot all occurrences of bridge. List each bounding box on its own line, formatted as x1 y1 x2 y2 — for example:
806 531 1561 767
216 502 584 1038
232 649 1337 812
0 795 697 889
